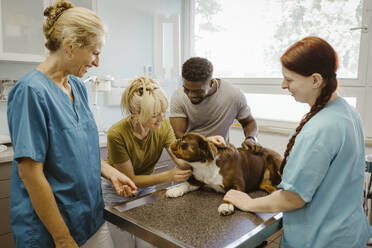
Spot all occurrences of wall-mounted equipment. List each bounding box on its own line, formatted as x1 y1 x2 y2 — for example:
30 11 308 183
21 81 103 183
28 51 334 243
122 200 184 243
84 75 114 134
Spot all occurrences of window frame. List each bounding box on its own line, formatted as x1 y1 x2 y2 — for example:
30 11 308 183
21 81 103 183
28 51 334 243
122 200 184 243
183 0 372 140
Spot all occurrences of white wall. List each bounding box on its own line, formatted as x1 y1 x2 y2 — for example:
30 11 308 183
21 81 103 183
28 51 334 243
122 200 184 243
0 0 183 136
85 0 183 131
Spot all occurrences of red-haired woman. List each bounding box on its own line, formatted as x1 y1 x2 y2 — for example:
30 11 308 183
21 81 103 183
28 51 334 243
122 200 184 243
224 36 371 247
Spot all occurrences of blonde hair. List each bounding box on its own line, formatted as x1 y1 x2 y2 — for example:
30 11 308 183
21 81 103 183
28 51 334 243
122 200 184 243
121 77 168 128
43 0 106 52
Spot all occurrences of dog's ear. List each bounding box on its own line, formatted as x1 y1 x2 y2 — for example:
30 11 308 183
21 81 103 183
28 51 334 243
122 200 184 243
198 137 218 161
207 141 218 160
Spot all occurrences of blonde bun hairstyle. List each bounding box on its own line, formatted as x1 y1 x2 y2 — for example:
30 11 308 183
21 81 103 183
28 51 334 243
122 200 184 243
43 0 106 52
121 77 168 128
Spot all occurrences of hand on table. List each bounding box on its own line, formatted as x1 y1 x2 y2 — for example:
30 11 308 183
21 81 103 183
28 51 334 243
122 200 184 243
223 189 253 212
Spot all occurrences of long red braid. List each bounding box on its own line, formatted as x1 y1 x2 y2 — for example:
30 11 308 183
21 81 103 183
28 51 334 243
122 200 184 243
279 37 339 174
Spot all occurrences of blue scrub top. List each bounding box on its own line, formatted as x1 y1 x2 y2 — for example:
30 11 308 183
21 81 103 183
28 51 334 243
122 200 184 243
7 70 104 247
278 97 371 248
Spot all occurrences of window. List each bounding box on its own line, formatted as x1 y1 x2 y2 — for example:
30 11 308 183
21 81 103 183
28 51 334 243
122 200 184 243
244 93 357 122
190 0 363 78
185 0 372 140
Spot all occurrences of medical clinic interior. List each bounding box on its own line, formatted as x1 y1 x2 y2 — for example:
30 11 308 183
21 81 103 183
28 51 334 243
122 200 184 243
1 0 372 248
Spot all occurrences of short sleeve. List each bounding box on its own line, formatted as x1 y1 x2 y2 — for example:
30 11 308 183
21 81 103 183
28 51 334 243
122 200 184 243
7 84 49 163
163 119 176 148
278 132 332 202
236 90 251 120
170 89 187 118
107 129 130 165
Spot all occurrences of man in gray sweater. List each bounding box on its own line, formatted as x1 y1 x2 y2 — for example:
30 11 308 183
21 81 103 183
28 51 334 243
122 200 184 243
170 57 260 151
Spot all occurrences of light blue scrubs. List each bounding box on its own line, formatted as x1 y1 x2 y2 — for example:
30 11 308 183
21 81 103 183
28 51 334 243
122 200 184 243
278 97 371 248
7 70 104 247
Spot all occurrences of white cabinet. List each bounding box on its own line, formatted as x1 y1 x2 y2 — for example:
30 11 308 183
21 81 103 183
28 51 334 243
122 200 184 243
0 0 97 63
0 0 46 62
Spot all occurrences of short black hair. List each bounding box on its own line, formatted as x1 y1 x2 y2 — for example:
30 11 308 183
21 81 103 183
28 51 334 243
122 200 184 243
182 57 213 82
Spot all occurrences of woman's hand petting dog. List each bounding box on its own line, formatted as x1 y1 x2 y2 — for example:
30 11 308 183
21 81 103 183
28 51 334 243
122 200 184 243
168 168 193 182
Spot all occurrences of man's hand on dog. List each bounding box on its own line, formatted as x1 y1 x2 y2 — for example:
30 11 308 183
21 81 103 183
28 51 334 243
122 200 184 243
223 189 252 212
168 168 193 182
242 137 262 153
207 135 227 147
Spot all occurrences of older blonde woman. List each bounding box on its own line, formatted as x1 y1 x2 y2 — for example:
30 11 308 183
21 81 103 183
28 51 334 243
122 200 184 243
7 1 136 248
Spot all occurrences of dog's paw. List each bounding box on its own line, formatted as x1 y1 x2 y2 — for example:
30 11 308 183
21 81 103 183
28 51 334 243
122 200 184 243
165 186 186 198
218 203 234 216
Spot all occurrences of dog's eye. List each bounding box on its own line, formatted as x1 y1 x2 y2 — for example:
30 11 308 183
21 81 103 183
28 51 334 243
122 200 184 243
181 143 188 150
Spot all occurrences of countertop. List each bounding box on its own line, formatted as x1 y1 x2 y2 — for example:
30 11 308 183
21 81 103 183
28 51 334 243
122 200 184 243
105 185 282 248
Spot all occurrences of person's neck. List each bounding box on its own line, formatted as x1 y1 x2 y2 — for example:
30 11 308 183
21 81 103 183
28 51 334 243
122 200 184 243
36 53 69 88
132 122 150 140
309 91 339 107
206 78 220 97
327 92 339 103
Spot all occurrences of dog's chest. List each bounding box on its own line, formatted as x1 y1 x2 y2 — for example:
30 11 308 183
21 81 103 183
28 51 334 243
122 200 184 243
189 161 225 193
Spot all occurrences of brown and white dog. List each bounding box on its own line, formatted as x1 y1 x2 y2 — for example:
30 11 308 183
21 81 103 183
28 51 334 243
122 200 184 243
166 133 282 215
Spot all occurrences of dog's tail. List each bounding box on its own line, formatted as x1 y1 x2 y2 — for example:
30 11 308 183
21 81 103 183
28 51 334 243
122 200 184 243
262 147 283 185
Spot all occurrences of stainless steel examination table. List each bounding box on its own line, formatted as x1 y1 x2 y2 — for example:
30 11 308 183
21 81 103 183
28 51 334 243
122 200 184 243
104 184 282 248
